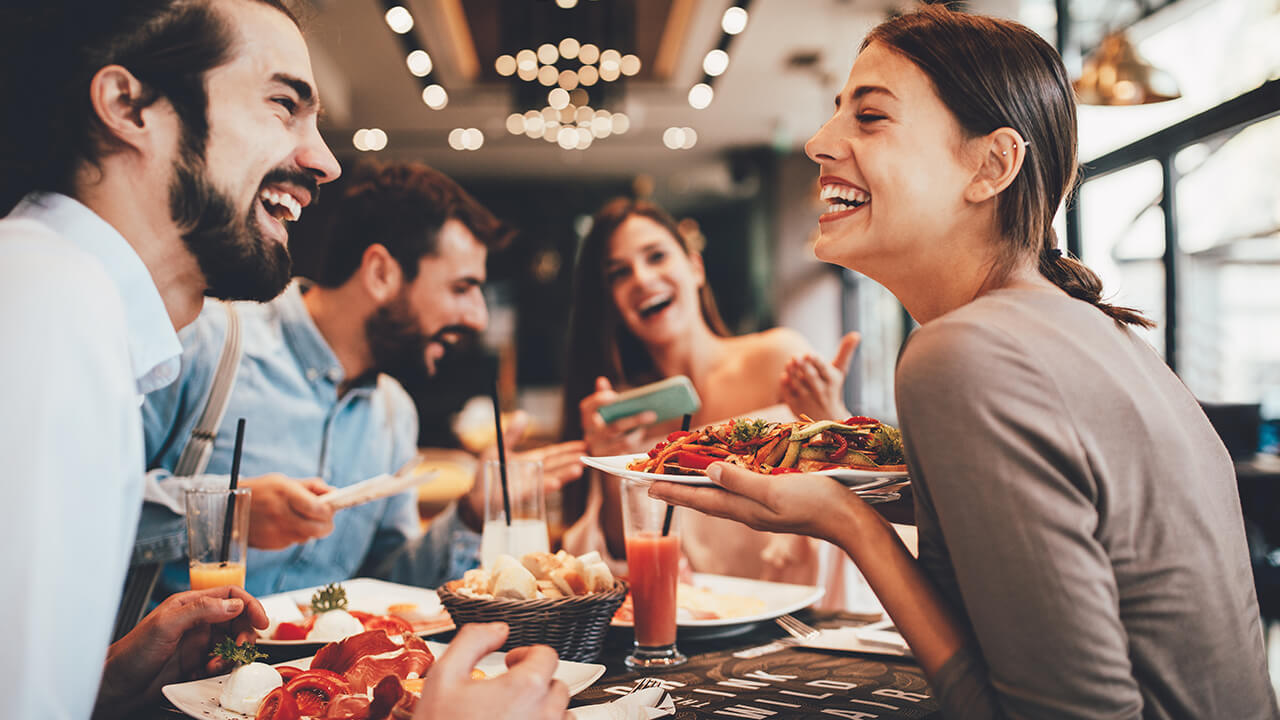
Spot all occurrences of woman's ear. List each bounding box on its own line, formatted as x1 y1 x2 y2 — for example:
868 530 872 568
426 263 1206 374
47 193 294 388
690 251 707 288
964 127 1027 204
359 243 404 303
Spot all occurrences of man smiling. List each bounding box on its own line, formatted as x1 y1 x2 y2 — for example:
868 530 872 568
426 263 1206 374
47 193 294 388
0 3 570 719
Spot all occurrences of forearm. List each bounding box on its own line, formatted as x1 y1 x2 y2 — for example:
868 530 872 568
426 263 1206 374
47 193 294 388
832 501 967 678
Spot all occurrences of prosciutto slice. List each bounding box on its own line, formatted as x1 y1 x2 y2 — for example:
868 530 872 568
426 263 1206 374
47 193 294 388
311 630 404 674
344 647 433 694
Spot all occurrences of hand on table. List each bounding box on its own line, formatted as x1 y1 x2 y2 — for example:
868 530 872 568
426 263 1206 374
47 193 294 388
95 586 269 719
413 623 568 720
647 461 857 545
241 473 336 549
780 331 859 422
580 377 657 457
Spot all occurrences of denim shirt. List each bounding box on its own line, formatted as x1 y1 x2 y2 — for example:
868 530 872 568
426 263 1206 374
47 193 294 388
139 284 479 596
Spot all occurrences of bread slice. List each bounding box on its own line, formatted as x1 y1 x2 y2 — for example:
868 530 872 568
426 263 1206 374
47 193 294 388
493 563 538 600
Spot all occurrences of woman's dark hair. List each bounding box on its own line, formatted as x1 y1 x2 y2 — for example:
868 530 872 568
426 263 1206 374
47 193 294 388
312 161 511 288
0 0 297 215
865 6 1152 328
558 198 730 442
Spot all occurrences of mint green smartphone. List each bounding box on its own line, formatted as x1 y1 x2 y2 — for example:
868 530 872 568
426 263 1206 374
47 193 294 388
598 375 701 425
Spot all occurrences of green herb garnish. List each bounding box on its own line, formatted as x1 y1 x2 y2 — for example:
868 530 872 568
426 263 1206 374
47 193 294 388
730 419 770 444
211 637 266 666
310 582 348 613
868 424 905 465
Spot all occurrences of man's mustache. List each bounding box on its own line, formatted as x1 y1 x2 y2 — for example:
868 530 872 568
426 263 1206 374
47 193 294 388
260 166 319 199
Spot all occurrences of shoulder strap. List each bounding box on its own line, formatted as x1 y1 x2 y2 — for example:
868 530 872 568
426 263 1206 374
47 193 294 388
174 303 243 477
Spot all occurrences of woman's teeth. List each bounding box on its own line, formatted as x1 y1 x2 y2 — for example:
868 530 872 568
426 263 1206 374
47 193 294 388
259 188 302 222
820 184 870 214
637 296 673 318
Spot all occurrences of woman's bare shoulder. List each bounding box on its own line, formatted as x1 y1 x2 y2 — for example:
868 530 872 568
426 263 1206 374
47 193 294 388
734 327 812 361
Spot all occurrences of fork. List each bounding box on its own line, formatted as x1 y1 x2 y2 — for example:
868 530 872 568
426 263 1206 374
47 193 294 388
775 614 822 643
626 676 663 695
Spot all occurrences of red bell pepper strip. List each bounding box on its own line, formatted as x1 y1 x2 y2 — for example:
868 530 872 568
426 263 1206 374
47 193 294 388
675 451 717 470
666 430 693 442
769 467 802 475
830 433 848 460
844 416 877 425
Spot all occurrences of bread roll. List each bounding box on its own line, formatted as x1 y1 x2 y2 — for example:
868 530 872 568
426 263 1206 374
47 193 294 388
549 567 588 596
535 579 564 599
461 568 493 596
584 561 614 593
493 564 538 600
521 551 557 580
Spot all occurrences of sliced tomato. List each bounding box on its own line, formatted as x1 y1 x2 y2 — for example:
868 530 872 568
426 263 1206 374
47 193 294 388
675 451 717 470
272 618 314 641
256 686 301 720
276 666 304 683
284 669 350 717
361 614 414 637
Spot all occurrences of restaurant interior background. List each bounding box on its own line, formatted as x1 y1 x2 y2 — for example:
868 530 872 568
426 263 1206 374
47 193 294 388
286 0 1280 668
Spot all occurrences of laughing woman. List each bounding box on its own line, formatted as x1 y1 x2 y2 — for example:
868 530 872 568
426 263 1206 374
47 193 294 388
558 198 862 591
650 6 1276 719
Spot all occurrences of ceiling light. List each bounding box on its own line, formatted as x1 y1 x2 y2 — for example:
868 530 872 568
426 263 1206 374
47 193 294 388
538 43 559 65
578 65 599 86
495 55 517 76
384 6 413 34
1073 31 1180 106
558 127 577 149
556 0 578 7
365 128 387 151
576 127 593 150
548 88 571 109
541 107 559 123
575 106 594 125
558 69 579 90
559 38 581 59
352 129 370 151
722 6 748 35
591 116 612 138
579 44 600 65
688 83 713 109
462 128 483 150
448 128 466 150
610 113 630 134
517 65 538 82
703 49 729 77
663 127 686 150
422 84 448 109
407 50 432 77
506 113 526 135
537 65 559 86
516 49 537 71
599 65 620 82
680 127 696 149
620 54 641 76
569 88 589 106
600 49 621 72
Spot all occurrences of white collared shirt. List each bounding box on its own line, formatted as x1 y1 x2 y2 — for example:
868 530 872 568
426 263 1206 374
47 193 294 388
0 193 182 719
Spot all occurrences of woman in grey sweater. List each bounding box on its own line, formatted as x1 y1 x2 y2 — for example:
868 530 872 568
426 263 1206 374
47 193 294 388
650 6 1277 719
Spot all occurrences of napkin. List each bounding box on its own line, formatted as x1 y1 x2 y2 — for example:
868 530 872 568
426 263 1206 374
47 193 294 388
567 687 675 720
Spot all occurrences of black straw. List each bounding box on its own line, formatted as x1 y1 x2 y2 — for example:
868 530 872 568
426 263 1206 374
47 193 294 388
661 414 692 536
491 372 513 526
219 418 246 563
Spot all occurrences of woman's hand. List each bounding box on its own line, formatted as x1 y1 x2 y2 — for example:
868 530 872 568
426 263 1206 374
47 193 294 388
780 331 859 421
646 461 858 545
579 376 657 457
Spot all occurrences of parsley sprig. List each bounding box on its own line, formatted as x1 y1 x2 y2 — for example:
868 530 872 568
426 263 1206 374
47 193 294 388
211 637 266 666
310 582 348 613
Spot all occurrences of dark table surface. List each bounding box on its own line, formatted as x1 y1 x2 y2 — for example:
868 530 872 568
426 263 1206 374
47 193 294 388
143 610 939 719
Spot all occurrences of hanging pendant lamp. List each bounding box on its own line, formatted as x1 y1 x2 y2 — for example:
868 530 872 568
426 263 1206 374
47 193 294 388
1073 31 1181 106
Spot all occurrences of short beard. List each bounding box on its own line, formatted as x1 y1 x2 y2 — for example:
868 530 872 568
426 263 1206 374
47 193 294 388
365 292 432 387
168 132 292 302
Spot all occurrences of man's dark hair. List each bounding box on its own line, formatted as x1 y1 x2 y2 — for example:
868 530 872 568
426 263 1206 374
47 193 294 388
0 0 297 215
313 162 512 288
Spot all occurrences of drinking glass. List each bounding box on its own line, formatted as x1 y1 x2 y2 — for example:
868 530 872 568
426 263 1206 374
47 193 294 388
184 488 251 590
619 477 687 669
479 459 549 567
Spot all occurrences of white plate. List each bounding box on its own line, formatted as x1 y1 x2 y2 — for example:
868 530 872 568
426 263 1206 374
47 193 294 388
582 453 907 491
257 578 453 646
612 573 824 631
162 641 606 719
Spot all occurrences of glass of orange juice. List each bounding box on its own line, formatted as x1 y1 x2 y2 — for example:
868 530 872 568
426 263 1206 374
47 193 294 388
620 477 687 670
184 488 251 590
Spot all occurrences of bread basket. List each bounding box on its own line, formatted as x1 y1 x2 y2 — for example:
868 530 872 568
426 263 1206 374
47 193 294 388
436 579 628 662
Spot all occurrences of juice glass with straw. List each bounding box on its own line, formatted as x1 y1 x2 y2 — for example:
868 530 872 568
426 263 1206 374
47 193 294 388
620 476 687 669
184 487 251 589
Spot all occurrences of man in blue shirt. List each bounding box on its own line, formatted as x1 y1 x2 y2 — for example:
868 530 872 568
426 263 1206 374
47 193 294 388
140 162 584 596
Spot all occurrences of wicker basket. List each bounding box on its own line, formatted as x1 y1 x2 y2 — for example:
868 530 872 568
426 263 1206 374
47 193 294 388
437 579 628 662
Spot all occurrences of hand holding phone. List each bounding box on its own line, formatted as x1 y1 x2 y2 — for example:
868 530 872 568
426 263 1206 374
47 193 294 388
597 375 701 425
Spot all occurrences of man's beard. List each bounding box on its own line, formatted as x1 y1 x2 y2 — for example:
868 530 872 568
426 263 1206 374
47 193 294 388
167 137 307 302
365 293 475 386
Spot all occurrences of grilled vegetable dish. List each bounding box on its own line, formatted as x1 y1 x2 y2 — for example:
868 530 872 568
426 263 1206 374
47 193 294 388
628 416 906 476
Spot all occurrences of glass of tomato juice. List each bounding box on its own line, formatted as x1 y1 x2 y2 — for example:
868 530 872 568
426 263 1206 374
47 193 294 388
184 488 251 590
620 477 687 669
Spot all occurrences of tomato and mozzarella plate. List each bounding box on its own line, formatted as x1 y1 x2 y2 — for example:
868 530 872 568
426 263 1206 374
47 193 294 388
272 609 416 642
251 629 435 720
